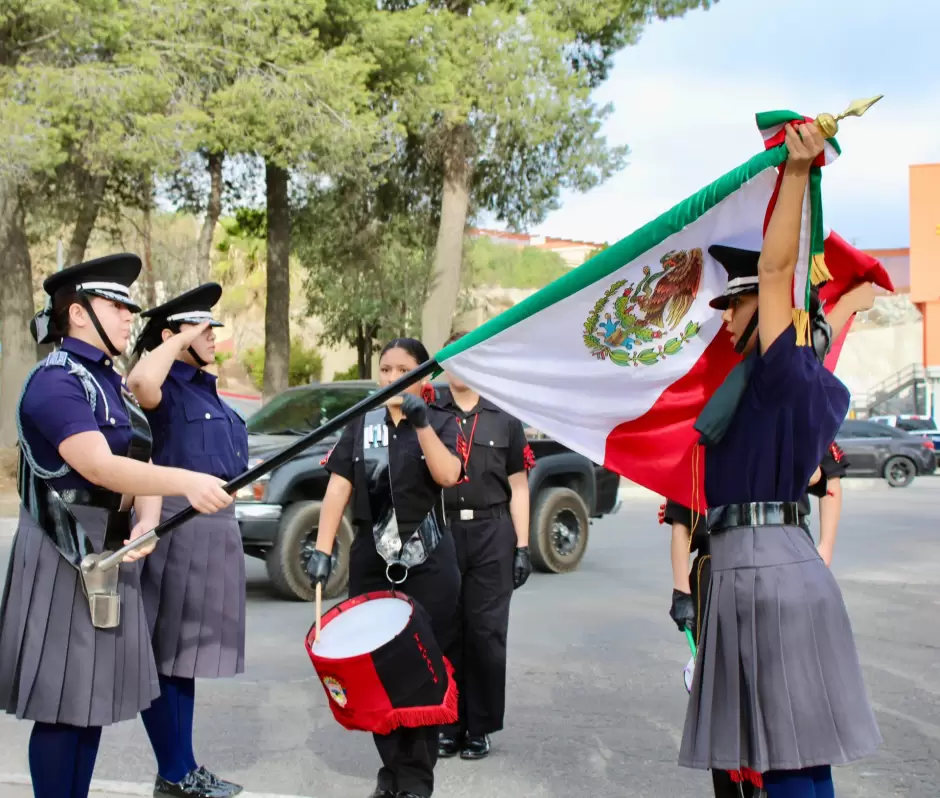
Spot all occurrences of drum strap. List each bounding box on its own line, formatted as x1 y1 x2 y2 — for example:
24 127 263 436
362 408 443 583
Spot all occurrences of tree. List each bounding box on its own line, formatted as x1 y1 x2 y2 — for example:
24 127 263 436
202 1 386 398
295 176 434 378
395 0 716 351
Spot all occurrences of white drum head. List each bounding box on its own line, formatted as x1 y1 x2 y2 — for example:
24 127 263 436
312 596 412 659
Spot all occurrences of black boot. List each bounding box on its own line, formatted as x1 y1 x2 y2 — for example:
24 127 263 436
460 734 490 760
369 787 396 798
438 731 461 758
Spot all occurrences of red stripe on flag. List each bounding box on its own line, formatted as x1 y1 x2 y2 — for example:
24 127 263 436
603 330 741 509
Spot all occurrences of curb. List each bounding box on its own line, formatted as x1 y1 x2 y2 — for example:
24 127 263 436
0 774 312 798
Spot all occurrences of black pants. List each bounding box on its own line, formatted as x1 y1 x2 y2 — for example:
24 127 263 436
442 513 516 737
349 530 461 797
691 554 754 798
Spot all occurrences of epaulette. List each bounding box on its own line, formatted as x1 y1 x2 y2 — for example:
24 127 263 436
44 350 70 368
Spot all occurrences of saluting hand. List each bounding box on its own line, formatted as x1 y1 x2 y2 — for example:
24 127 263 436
513 546 532 589
174 321 211 349
399 392 429 429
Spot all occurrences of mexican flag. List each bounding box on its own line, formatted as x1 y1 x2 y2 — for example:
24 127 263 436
434 111 886 509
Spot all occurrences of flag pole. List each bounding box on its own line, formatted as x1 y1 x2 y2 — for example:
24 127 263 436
86 357 440 572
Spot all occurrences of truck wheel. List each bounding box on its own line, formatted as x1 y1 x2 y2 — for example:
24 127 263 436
265 501 353 601
529 487 590 574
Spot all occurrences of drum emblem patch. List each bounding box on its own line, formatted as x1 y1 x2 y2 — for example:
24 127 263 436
322 676 348 707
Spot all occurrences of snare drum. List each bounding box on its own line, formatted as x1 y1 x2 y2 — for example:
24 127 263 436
305 590 458 735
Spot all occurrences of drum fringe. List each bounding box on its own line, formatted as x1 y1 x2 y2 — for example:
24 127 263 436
368 657 459 736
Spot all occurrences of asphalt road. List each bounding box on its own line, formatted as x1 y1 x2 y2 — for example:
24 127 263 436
0 481 937 797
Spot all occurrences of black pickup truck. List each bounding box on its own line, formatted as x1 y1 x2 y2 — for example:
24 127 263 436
231 381 622 601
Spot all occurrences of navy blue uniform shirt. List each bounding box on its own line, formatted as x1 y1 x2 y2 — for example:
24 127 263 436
705 325 851 506
19 337 133 491
145 360 248 480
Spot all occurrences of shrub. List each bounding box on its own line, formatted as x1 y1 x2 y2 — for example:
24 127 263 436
332 363 360 381
242 338 324 391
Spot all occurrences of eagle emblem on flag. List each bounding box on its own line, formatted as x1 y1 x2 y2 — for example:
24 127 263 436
583 248 704 367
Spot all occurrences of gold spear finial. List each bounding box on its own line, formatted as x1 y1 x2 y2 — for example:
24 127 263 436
815 95 883 139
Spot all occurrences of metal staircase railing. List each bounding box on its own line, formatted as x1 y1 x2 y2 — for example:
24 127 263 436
851 363 940 416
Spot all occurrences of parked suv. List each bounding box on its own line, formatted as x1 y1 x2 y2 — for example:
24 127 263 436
836 419 937 488
233 381 622 601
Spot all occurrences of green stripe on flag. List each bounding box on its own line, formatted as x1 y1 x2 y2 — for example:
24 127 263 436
436 146 788 363
755 109 805 131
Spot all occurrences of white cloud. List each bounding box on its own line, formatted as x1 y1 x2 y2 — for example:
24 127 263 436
509 0 940 250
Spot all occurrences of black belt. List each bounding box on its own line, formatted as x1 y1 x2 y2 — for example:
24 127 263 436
445 504 509 522
59 487 122 511
708 501 801 533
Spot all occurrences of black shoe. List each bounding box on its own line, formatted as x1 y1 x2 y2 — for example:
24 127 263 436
438 732 460 758
460 734 490 760
154 771 230 798
194 766 243 796
369 788 396 798
396 793 426 798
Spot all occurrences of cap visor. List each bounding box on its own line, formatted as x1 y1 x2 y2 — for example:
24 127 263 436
86 288 141 313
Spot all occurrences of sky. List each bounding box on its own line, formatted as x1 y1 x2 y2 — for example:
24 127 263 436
484 0 940 250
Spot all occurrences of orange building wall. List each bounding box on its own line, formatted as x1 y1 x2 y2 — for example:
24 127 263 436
908 164 940 367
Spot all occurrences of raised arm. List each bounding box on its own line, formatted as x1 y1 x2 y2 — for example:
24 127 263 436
823 282 876 341
127 322 210 410
758 123 827 354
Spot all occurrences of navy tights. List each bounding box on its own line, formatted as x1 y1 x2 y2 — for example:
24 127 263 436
764 766 835 798
29 722 102 798
140 675 198 782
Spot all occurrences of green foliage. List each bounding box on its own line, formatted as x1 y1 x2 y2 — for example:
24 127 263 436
294 171 434 362
214 351 232 367
332 364 360 382
242 337 324 390
462 237 569 290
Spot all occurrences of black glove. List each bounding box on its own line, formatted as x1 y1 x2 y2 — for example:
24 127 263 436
512 546 532 589
669 589 696 636
400 392 429 428
306 550 332 588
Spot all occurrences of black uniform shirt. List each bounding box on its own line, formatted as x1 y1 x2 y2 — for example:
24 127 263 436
660 499 709 555
436 388 532 511
323 404 462 534
799 442 850 515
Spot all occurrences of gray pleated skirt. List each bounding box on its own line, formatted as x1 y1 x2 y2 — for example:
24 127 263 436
0 506 161 727
140 497 245 679
679 523 882 773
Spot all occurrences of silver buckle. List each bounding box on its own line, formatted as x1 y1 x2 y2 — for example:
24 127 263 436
459 509 474 521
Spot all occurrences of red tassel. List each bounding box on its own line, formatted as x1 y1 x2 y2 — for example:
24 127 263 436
727 768 764 788
319 445 334 466
657 502 667 525
522 443 536 471
421 383 436 404
829 441 844 462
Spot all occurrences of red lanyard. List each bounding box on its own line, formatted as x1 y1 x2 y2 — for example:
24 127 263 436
459 414 479 471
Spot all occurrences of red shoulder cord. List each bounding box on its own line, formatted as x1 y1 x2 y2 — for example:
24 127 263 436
829 441 844 462
319 445 334 466
657 501 667 525
455 415 478 485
